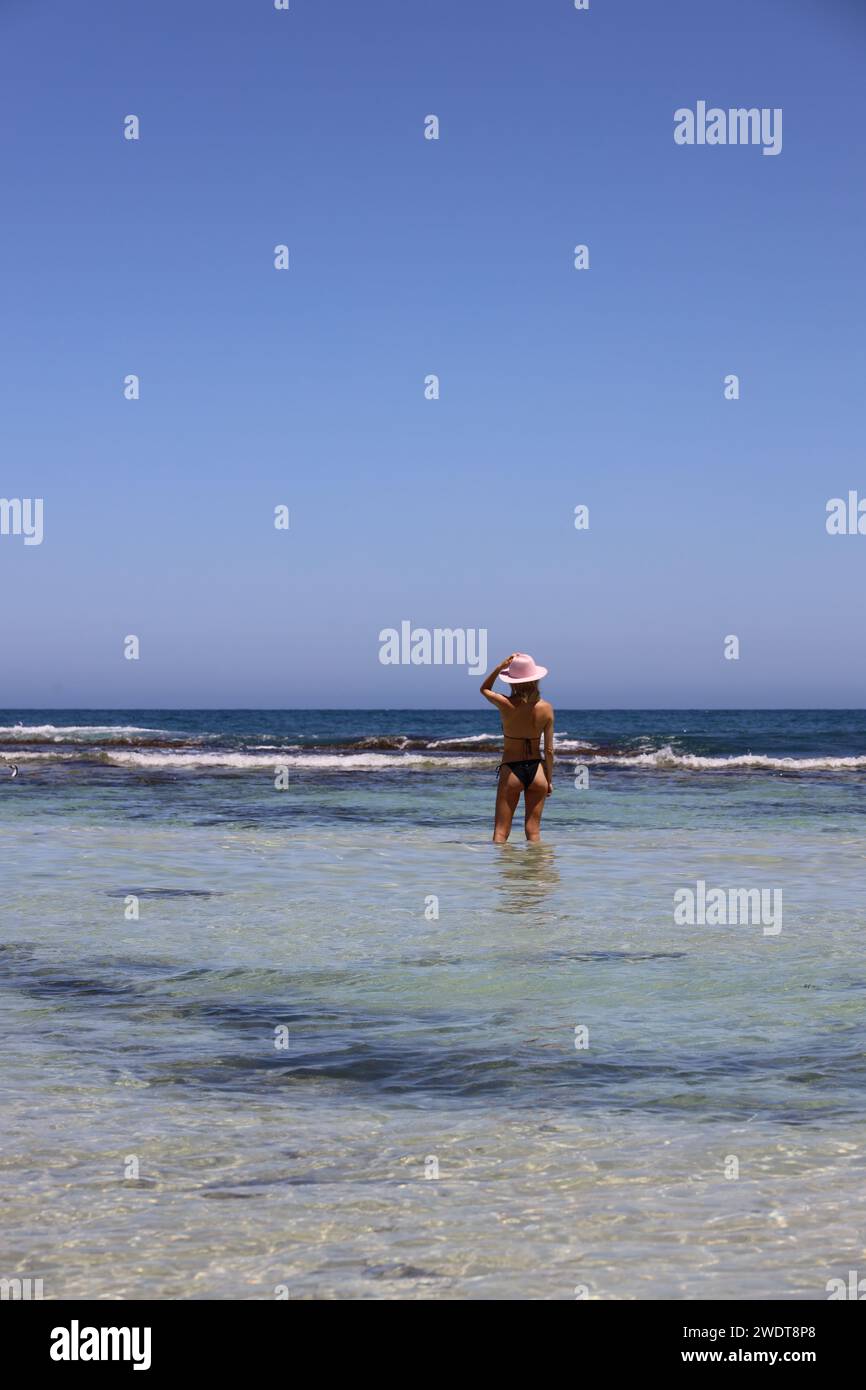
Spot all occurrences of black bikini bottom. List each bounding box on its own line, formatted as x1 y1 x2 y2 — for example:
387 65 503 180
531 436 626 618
498 759 541 789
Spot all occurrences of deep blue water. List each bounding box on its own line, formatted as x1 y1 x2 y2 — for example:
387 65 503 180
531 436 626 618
3 707 866 758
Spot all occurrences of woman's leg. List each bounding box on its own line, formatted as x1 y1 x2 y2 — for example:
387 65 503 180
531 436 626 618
524 764 549 842
493 767 522 843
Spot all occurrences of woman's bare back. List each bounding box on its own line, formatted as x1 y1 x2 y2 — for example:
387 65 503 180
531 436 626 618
499 697 552 750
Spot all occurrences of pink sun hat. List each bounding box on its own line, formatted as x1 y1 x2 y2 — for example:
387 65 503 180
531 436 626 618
499 652 549 684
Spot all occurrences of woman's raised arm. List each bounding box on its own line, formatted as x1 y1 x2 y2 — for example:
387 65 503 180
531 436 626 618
480 655 516 705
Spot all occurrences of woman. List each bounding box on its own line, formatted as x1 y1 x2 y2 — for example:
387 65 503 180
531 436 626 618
480 653 554 843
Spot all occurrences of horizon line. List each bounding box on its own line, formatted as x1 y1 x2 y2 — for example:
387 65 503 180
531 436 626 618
1 706 865 715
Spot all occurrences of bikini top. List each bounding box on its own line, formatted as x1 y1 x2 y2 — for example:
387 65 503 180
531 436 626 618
503 733 540 757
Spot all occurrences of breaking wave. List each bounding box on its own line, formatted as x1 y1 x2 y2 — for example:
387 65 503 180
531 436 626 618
1 720 863 776
0 723 177 743
101 750 485 771
591 745 866 772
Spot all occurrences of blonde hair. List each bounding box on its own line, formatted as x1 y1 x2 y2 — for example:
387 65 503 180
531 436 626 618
509 679 540 706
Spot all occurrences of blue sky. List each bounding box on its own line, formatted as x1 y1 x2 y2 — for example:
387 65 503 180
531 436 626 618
1 0 864 708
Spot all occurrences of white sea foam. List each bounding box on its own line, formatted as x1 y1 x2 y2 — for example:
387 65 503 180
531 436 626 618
248 744 301 751
592 745 866 772
3 741 863 774
427 734 495 747
102 750 491 771
427 732 596 751
0 724 172 741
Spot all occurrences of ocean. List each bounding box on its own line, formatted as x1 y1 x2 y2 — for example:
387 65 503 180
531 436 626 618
1 708 864 1300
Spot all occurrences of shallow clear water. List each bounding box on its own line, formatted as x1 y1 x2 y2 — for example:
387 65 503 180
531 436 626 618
1 710 864 1299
